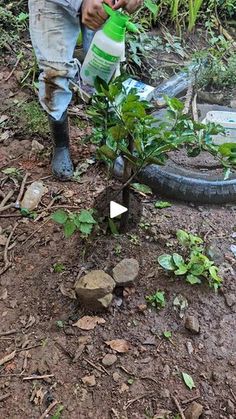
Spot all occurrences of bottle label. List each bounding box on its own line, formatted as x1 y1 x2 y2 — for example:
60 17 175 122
84 44 120 82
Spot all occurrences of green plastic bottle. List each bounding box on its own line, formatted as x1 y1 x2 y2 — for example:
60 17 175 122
80 4 138 86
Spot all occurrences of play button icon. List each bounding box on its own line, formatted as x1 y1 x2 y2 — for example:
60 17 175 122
110 201 128 219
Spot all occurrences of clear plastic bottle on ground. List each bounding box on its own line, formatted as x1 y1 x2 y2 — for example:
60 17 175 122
21 181 46 210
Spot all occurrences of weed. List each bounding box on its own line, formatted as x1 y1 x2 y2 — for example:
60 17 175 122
53 263 65 273
146 290 166 309
163 330 172 339
114 244 122 255
18 101 49 136
158 229 223 291
128 234 140 245
51 209 97 238
154 201 172 209
0 6 27 51
56 320 64 329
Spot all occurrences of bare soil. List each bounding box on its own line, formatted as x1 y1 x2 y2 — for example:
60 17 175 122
1 42 236 419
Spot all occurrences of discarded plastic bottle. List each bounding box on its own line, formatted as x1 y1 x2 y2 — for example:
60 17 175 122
21 181 46 210
153 63 202 107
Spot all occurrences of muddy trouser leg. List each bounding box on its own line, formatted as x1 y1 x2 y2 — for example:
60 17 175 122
29 0 94 120
28 0 94 178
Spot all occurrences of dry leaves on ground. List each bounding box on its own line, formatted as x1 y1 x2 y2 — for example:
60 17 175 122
105 339 130 353
73 315 106 330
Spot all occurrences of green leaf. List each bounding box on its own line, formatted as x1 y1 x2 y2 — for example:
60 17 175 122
144 0 159 16
51 405 64 419
99 145 117 161
186 274 201 285
219 142 236 157
174 265 188 275
132 183 152 194
78 210 97 224
2 167 20 176
79 223 93 235
158 254 176 271
17 12 29 22
109 125 126 141
53 263 65 273
182 372 196 390
176 230 189 246
127 378 134 385
173 253 185 268
64 220 77 238
163 330 172 339
209 266 223 285
154 201 172 209
108 218 119 235
51 210 68 225
56 320 64 329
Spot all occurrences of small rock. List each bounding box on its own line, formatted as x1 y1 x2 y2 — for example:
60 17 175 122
163 364 170 378
137 303 147 312
185 401 204 419
112 372 121 383
81 375 96 387
160 388 170 398
112 258 139 286
226 399 235 415
206 243 225 265
185 315 200 334
31 139 44 153
224 293 236 307
75 270 115 310
102 354 117 367
186 341 194 355
119 383 129 393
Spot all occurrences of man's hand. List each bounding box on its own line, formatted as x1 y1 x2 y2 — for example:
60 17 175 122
113 0 143 14
82 0 113 30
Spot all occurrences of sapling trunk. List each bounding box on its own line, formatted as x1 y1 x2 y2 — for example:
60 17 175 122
120 133 133 232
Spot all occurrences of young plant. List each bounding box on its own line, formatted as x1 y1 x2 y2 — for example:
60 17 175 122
89 77 224 231
146 290 166 309
158 229 223 291
51 209 97 238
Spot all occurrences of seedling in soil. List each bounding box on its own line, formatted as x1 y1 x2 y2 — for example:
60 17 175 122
114 244 122 255
154 200 172 209
51 209 97 239
53 263 65 273
146 290 166 309
89 77 225 232
158 229 223 291
127 234 140 245
56 320 64 329
51 405 64 419
20 208 37 219
163 330 172 340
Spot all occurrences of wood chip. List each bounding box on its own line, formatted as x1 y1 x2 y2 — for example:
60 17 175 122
0 350 16 367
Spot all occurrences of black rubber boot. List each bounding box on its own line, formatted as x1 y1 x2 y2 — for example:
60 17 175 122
48 111 74 180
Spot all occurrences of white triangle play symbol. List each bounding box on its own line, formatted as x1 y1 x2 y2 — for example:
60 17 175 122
110 201 128 219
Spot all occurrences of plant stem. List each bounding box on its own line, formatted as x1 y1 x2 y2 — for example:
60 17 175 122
120 133 133 232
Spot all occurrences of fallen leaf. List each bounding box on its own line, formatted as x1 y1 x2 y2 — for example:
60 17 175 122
0 350 16 367
153 410 172 419
5 361 16 372
81 375 96 386
0 289 8 300
182 372 196 390
105 339 130 353
59 283 76 300
73 315 106 330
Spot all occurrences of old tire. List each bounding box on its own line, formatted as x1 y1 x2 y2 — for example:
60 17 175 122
138 163 236 204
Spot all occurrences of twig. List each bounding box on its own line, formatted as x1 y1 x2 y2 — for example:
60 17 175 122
172 396 186 419
0 330 18 337
16 344 42 353
21 218 50 247
0 203 15 213
124 392 154 410
23 374 54 381
39 400 58 419
0 222 18 276
183 83 193 115
0 393 11 402
140 376 159 385
0 190 14 208
83 357 109 376
182 392 201 405
15 172 30 208
5 54 22 82
192 93 198 122
230 388 236 403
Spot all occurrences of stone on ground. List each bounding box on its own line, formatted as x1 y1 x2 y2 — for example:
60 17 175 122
112 258 139 286
185 402 203 419
102 354 117 366
75 270 115 310
185 315 200 334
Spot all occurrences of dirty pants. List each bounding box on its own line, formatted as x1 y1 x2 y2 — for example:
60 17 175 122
29 0 94 120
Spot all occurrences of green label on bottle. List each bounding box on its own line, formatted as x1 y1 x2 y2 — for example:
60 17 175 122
92 44 119 63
